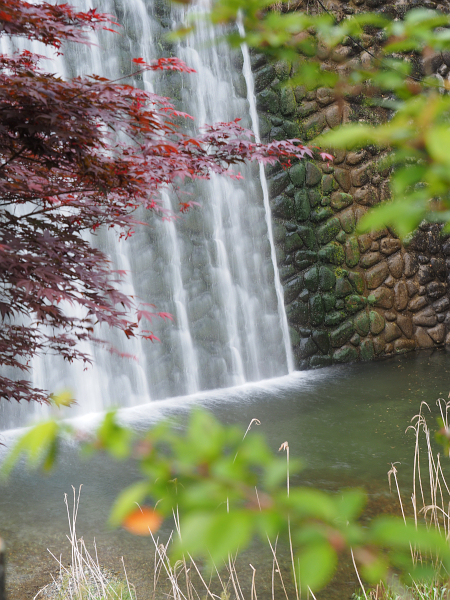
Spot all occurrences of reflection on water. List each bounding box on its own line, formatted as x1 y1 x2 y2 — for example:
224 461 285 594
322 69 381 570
1 349 450 599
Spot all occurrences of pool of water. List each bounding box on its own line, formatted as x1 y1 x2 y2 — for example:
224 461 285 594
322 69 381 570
1 349 450 599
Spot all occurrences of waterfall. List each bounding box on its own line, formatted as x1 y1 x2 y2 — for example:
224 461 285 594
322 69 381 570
0 0 293 430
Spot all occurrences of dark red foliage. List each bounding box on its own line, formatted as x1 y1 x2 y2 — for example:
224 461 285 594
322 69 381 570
0 0 314 404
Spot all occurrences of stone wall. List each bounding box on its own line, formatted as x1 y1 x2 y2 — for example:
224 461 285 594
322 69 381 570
255 0 450 369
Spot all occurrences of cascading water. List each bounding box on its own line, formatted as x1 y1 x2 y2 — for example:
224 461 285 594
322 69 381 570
0 0 293 430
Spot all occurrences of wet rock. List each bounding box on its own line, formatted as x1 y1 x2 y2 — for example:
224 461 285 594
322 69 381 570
353 185 378 206
394 281 408 311
317 217 341 245
331 192 353 212
369 310 385 335
271 194 295 220
373 335 386 355
323 293 336 312
397 314 413 338
418 265 434 285
298 337 319 359
308 294 324 326
299 290 309 303
431 257 447 280
380 238 402 256
428 323 446 344
333 344 359 363
318 242 345 265
279 265 296 281
286 300 309 325
394 338 416 353
412 307 437 327
254 64 276 92
360 339 375 361
268 171 290 196
319 266 336 291
354 311 370 336
366 262 389 289
338 207 356 233
351 166 369 187
325 310 347 326
305 162 322 187
385 322 402 343
345 294 366 314
256 89 279 113
188 293 213 322
433 297 450 313
426 281 447 299
388 253 404 279
371 287 393 309
406 280 419 297
408 295 428 312
312 330 330 354
289 163 306 186
310 355 333 368
294 250 317 270
304 266 319 292
358 234 373 254
349 271 365 294
361 252 382 269
345 237 360 268
289 327 301 347
336 276 353 298
334 168 351 192
284 277 304 303
280 86 297 116
285 232 304 253
350 333 361 346
298 225 317 250
415 327 434 348
294 190 310 221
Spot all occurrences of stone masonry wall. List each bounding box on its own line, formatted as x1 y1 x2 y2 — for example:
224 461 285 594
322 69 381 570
255 0 450 369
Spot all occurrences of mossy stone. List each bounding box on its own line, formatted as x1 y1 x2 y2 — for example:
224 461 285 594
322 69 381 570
294 190 310 221
310 355 333 368
336 230 347 244
319 266 336 291
272 222 286 243
284 276 304 303
333 345 359 363
324 311 346 326
271 194 294 220
298 225 317 250
304 266 319 292
318 242 345 265
331 192 353 211
270 126 286 141
369 310 385 335
309 294 325 326
289 163 306 187
254 64 276 92
349 271 365 294
317 217 341 245
336 276 353 298
312 330 330 354
311 207 334 223
339 207 356 234
330 320 355 347
360 339 375 361
283 120 301 138
354 311 370 336
286 301 309 325
280 86 297 116
322 174 337 195
297 337 318 359
274 60 291 80
345 294 366 314
345 237 360 268
285 232 303 253
294 250 317 270
323 293 336 312
268 171 290 196
256 89 279 113
279 264 296 281
305 162 322 187
308 189 321 208
299 289 309 303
